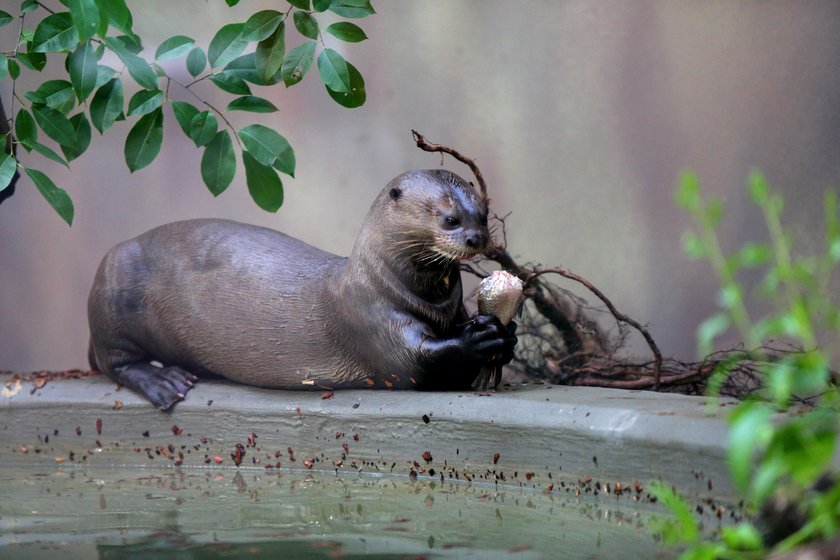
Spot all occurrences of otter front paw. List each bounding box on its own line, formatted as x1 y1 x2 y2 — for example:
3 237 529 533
462 315 518 366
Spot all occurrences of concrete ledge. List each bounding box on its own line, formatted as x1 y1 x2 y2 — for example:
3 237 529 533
1 372 735 500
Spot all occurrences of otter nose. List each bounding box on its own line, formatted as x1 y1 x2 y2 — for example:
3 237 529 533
465 232 488 250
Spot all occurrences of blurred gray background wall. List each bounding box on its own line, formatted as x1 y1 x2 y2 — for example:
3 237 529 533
2 1 839 371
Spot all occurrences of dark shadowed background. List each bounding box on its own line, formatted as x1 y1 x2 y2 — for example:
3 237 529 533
2 1 839 371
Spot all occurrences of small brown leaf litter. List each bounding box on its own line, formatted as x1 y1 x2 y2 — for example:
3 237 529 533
2 369 102 394
231 443 246 466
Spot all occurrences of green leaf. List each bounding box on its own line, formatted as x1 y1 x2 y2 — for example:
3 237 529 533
170 100 200 137
114 34 143 54
124 107 163 172
325 59 365 108
21 0 38 14
0 55 7 80
14 108 38 149
255 23 285 83
681 231 705 260
226 96 278 113
155 35 195 61
697 312 729 357
25 167 74 225
208 23 248 69
748 169 770 206
0 152 17 192
17 46 47 72
647 481 699 544
293 11 319 39
103 37 158 90
329 0 375 18
31 139 69 167
675 170 700 211
26 80 75 113
731 242 772 269
750 457 785 506
201 130 235 196
243 150 283 212
127 89 163 117
186 47 206 77
222 53 279 86
189 111 218 147
100 0 135 38
94 65 117 88
89 78 124 133
727 402 774 493
325 22 367 42
32 104 77 145
66 0 99 42
717 284 742 310
313 0 332 12
68 40 98 102
769 412 837 488
317 48 350 92
32 12 79 53
721 523 764 552
287 0 310 9
238 124 295 176
225 0 240 6
95 2 108 37
209 72 251 95
60 112 91 161
0 11 13 29
8 59 20 79
242 10 283 42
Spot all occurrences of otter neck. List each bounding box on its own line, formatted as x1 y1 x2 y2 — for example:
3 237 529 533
345 225 462 331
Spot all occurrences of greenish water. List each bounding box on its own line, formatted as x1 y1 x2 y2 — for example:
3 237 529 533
0 466 669 559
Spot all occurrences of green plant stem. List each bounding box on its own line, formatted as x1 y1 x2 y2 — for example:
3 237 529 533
763 196 818 349
170 75 244 151
691 206 761 350
8 11 26 132
34 1 56 15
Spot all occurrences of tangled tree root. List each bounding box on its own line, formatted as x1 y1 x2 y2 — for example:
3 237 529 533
412 130 827 399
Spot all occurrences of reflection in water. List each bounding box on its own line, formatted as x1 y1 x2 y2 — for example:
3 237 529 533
0 466 667 559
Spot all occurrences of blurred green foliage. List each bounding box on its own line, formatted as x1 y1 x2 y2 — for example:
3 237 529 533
653 171 840 558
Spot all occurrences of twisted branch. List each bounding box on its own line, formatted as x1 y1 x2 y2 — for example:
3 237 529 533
412 129 488 205
527 267 663 389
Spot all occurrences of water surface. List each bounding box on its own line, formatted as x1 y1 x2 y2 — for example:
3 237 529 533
0 466 668 559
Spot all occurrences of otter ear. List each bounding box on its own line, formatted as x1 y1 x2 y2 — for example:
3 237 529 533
389 187 402 200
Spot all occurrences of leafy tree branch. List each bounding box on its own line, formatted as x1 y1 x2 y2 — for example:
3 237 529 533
0 0 374 224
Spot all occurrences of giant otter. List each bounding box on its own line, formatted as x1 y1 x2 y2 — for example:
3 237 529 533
87 169 517 410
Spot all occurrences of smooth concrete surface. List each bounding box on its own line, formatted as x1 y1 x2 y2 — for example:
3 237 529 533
1 372 734 501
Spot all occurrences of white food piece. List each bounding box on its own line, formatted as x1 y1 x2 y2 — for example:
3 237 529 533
477 270 524 325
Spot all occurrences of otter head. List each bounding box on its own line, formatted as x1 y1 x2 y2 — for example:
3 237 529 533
373 169 490 268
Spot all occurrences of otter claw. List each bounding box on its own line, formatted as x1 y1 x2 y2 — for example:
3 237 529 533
113 363 197 411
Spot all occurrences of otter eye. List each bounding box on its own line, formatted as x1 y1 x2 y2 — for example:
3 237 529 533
389 187 402 200
445 216 460 228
